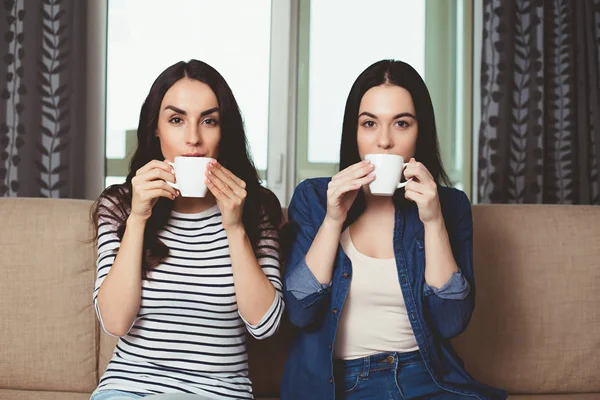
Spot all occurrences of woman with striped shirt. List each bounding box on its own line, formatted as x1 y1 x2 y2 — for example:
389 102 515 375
90 60 284 400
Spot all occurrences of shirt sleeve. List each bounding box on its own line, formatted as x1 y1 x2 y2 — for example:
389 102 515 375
239 214 285 339
423 271 471 300
285 257 332 300
93 194 133 337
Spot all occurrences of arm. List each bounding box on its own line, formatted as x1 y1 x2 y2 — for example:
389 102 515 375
95 212 144 337
283 182 336 328
228 220 284 339
284 163 375 328
205 161 283 338
404 159 473 339
423 217 459 289
95 160 178 337
422 191 475 339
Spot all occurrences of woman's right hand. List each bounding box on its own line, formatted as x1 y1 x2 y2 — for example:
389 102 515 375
326 160 375 223
130 160 178 221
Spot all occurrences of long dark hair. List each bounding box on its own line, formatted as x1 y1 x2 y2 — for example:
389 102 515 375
340 59 451 226
91 60 282 275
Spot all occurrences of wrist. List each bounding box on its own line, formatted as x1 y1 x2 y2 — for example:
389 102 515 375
323 215 344 230
127 214 148 228
423 216 445 232
225 224 246 237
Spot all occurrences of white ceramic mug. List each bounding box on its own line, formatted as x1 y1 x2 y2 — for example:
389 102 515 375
365 154 412 196
166 156 213 198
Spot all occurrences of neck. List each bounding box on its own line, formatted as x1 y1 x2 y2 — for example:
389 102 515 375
363 190 395 212
172 194 217 214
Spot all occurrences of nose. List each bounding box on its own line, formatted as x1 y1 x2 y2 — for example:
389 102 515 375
185 124 201 146
377 127 393 150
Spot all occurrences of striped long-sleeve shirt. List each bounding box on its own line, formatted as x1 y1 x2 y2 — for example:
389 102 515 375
92 202 284 399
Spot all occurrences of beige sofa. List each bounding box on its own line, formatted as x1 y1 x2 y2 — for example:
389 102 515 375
0 198 599 399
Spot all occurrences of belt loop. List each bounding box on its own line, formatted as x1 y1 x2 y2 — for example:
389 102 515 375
362 355 371 378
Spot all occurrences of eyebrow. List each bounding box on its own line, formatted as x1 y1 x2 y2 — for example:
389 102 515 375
358 111 417 120
164 105 220 118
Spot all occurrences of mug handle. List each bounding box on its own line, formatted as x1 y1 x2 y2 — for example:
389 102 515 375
165 161 179 190
397 163 413 189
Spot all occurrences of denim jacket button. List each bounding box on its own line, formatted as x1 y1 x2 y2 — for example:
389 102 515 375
410 313 416 321
343 273 349 279
329 378 333 384
328 344 332 349
332 308 338 314
400 275 407 284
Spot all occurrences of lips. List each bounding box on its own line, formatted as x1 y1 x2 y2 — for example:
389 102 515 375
182 153 205 157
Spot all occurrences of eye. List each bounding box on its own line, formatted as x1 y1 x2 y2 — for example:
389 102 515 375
202 118 219 126
362 120 376 128
395 120 410 128
169 116 183 125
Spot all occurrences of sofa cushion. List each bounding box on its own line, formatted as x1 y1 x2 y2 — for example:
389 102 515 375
452 205 600 394
0 389 92 400
0 199 97 392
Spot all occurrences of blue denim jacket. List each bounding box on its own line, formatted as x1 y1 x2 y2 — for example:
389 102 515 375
280 178 507 400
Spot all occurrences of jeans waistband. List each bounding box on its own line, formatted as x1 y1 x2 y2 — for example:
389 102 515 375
334 350 422 377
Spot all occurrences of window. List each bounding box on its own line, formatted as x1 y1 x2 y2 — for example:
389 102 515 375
295 0 473 197
105 0 272 186
102 0 474 204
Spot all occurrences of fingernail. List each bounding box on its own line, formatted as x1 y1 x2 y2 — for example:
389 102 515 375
171 168 175 174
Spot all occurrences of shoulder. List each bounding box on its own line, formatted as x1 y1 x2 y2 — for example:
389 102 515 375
292 177 331 200
98 183 130 203
438 185 470 208
255 186 283 227
437 186 472 228
96 183 131 221
287 178 330 224
256 185 282 209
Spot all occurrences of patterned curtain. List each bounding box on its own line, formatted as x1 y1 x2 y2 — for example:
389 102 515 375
0 0 87 198
478 0 600 204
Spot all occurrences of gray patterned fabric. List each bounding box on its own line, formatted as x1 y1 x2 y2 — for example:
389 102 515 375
478 0 600 204
0 0 87 198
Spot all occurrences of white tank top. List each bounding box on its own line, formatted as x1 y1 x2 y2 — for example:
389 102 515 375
334 228 419 360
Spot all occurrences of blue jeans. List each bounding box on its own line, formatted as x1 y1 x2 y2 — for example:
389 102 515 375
334 351 471 399
90 391 213 400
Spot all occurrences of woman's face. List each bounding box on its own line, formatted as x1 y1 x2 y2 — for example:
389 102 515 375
356 84 418 160
156 78 221 161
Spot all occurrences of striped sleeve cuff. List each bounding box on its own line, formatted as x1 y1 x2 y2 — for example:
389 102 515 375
240 293 284 340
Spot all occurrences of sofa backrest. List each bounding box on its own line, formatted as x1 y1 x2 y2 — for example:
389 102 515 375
0 198 98 393
452 205 600 394
3 199 598 396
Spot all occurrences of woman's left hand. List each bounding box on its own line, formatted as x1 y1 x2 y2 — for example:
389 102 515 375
403 158 442 225
206 160 247 231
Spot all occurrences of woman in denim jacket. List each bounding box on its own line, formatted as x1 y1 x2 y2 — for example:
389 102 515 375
280 60 506 400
